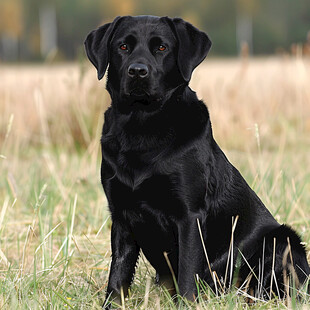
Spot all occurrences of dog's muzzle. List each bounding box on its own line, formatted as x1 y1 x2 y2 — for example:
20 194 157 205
127 63 149 79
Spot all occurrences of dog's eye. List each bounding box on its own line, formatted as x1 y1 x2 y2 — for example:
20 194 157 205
158 45 166 51
120 44 128 51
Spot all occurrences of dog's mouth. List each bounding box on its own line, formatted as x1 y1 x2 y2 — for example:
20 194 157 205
126 88 160 106
130 88 149 97
120 87 163 112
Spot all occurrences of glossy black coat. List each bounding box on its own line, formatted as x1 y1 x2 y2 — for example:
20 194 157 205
84 16 310 308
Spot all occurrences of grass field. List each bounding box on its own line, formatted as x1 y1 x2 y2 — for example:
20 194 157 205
0 56 310 309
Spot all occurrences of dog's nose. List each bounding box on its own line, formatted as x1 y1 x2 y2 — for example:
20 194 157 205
128 63 149 78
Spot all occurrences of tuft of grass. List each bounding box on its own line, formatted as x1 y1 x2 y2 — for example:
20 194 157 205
0 56 310 308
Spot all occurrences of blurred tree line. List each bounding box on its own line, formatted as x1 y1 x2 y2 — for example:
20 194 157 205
0 0 309 61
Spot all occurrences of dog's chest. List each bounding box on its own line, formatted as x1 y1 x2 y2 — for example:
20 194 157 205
103 162 188 217
101 131 170 189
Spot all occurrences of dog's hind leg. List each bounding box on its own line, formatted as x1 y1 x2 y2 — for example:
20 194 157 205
239 225 310 299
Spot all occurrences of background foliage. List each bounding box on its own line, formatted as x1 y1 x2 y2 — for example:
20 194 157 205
0 0 310 61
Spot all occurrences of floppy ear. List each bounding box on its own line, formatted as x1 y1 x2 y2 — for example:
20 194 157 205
166 17 212 82
84 16 123 80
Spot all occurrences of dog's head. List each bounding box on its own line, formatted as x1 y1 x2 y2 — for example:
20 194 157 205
85 16 211 112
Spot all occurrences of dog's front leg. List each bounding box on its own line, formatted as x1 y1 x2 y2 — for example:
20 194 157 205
104 220 140 309
177 215 205 301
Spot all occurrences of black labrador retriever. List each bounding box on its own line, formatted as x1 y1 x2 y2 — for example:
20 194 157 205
84 15 310 307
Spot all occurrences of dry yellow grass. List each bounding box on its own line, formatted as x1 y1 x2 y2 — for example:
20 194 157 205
0 57 310 308
1 57 310 151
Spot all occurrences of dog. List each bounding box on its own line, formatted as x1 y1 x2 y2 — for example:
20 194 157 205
84 15 310 308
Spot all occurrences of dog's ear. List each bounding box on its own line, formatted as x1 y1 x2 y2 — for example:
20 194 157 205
84 16 123 80
165 17 212 82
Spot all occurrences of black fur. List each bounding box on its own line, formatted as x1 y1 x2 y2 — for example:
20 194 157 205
84 15 310 308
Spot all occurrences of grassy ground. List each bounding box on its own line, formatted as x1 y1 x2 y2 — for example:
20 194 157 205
0 56 310 309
